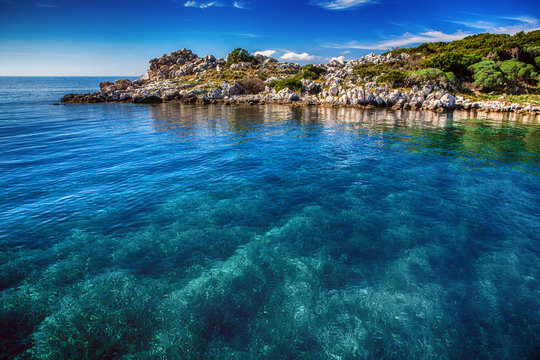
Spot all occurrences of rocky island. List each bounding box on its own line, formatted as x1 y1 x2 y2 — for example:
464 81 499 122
62 31 540 115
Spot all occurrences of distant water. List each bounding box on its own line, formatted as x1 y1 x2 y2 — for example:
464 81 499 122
1 77 539 360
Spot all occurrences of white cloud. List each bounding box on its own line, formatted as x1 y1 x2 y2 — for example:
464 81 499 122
219 32 258 37
330 56 346 62
451 15 539 35
254 50 277 57
314 0 374 10
184 1 222 8
234 33 258 38
280 52 316 61
233 1 246 9
324 30 470 50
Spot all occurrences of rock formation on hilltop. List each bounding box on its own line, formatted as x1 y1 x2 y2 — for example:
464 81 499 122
62 31 540 114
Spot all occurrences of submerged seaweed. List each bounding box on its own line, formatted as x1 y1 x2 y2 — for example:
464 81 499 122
1 92 539 359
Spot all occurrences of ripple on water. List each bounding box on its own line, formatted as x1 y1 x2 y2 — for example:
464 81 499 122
0 80 539 359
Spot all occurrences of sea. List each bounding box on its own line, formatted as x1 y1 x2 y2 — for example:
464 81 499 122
1 77 539 359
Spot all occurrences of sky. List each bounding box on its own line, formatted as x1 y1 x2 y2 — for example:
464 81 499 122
0 0 539 76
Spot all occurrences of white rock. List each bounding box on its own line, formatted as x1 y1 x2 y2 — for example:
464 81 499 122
440 94 456 109
207 89 223 99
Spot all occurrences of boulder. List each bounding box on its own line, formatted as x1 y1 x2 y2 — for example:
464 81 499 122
440 93 456 109
374 95 386 107
161 90 180 101
132 94 163 104
175 63 195 77
114 79 132 91
435 90 447 100
328 85 339 96
277 88 299 101
119 93 132 102
230 62 252 70
221 82 244 96
207 88 223 100
133 76 149 86
99 81 114 91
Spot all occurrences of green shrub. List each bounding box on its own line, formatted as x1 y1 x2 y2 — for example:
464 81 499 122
267 78 304 93
384 30 540 59
301 65 326 80
377 70 407 86
444 71 457 83
422 52 463 72
499 59 539 85
226 48 256 67
405 68 453 85
422 52 480 74
257 71 269 81
468 60 506 91
535 56 540 68
352 63 380 78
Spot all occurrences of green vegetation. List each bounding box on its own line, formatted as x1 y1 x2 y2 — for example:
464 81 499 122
301 64 326 80
226 48 257 67
353 63 381 78
377 70 407 86
267 78 304 92
385 31 540 59
349 30 540 93
468 60 507 91
405 68 455 86
499 59 539 85
421 52 481 75
173 32 540 97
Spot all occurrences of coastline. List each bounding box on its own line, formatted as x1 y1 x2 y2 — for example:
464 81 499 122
61 48 540 116
62 88 540 116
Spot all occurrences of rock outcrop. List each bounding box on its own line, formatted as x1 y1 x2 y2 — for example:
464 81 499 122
61 48 540 115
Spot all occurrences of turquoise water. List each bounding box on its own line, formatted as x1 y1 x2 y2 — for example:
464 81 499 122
1 77 539 359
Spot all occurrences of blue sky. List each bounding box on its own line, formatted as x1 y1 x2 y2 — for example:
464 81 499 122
0 0 538 75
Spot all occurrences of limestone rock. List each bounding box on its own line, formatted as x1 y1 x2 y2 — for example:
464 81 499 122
161 90 180 101
132 94 163 104
99 81 114 91
277 88 299 101
440 93 456 109
207 89 223 100
114 79 132 91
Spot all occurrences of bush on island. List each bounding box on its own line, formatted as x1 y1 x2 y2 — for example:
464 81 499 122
301 65 326 80
239 77 266 94
226 48 257 67
377 70 407 87
352 63 380 78
468 60 507 91
267 78 304 93
422 52 481 75
405 68 454 86
499 59 539 86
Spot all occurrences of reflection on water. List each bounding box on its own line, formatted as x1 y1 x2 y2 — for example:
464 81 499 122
1 103 539 360
149 104 539 172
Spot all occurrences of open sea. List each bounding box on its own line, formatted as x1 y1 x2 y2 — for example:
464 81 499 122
1 77 539 359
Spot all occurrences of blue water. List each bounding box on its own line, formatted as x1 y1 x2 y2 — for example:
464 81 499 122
1 77 539 359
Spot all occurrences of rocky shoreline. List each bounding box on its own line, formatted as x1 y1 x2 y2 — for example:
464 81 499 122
62 48 540 115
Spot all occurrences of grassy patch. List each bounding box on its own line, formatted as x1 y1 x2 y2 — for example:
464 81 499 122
267 78 304 93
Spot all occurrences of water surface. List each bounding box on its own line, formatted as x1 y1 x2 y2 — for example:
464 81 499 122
1 77 539 359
